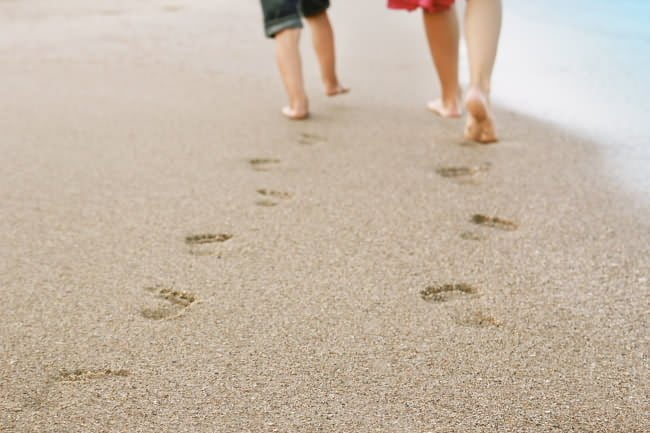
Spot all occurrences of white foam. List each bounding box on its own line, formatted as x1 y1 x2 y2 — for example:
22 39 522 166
487 1 650 198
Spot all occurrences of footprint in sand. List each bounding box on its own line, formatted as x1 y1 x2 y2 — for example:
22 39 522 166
185 233 232 256
420 283 478 303
255 188 292 207
255 199 278 207
141 287 197 320
460 231 486 241
58 369 130 382
436 163 491 179
471 214 518 231
298 132 327 146
249 158 281 172
456 311 502 328
185 233 232 245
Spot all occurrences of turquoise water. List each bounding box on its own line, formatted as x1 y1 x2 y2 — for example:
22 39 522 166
492 1 650 199
519 0 650 39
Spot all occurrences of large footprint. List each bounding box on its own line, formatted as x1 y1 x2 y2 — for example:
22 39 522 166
420 283 478 303
185 233 232 245
185 233 232 256
58 369 129 382
436 162 491 179
471 214 518 231
141 287 198 320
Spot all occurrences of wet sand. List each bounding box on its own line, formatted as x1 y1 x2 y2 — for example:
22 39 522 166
1 1 648 432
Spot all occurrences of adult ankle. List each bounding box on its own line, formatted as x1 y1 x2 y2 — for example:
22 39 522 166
290 96 308 110
441 90 460 107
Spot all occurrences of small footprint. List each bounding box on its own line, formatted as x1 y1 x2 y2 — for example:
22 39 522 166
255 189 292 207
141 287 197 320
298 132 327 146
436 163 491 178
249 158 281 171
460 231 485 241
471 214 518 231
58 369 129 382
255 199 279 207
457 311 502 328
257 189 292 199
420 283 478 303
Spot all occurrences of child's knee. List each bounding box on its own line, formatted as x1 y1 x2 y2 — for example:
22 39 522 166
301 0 330 18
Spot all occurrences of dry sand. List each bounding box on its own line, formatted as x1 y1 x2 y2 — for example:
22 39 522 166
1 1 648 432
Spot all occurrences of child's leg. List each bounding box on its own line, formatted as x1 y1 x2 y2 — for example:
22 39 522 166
303 7 348 96
275 28 309 119
261 0 309 119
463 0 502 142
422 6 461 118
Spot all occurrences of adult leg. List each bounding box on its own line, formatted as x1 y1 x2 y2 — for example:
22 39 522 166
303 1 348 96
422 6 461 118
464 0 502 142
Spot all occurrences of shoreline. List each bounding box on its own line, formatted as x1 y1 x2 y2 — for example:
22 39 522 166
493 2 650 200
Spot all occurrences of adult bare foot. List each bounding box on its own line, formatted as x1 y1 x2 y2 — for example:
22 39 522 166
281 105 309 120
427 98 461 118
325 83 350 97
464 87 497 143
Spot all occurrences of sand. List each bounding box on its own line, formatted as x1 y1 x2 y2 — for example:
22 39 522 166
0 1 648 432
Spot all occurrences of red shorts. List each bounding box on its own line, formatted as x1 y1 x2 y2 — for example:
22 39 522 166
387 0 455 13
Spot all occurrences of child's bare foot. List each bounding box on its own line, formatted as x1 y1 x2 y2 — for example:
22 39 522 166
427 98 461 118
324 83 350 97
464 88 497 143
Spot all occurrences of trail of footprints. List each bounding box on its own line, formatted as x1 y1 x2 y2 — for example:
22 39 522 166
129 130 509 373
138 134 310 318
174 132 511 322
45 114 518 408
424 153 521 325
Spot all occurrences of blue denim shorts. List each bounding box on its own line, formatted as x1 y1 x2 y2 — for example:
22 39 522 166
260 0 330 38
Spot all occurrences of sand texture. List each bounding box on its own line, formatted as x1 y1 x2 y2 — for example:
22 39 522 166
1 1 648 432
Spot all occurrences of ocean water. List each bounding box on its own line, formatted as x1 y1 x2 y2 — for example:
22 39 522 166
487 0 650 199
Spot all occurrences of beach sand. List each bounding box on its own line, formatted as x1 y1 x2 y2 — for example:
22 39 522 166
0 1 648 432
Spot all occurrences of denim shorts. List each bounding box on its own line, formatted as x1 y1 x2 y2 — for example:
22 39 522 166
260 0 330 38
